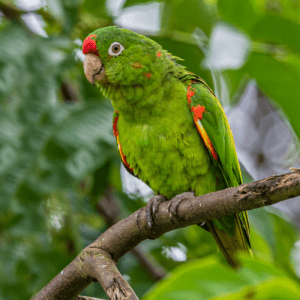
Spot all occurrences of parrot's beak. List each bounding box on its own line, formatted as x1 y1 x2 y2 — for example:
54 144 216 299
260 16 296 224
83 54 105 85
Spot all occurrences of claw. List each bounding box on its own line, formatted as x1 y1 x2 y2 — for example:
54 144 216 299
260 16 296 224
167 192 194 223
146 195 166 228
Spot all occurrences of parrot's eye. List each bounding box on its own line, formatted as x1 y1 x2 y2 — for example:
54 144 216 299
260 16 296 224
108 42 124 56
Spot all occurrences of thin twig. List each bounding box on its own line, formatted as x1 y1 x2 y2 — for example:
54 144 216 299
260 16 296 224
0 2 24 24
0 2 33 35
61 81 78 102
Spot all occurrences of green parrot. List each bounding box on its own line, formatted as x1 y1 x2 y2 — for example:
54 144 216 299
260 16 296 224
82 26 251 267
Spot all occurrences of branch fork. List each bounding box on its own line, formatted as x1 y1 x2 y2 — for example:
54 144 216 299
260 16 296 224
32 169 300 300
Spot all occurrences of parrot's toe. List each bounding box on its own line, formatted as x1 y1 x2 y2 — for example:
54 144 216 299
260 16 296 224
146 195 166 228
167 192 195 222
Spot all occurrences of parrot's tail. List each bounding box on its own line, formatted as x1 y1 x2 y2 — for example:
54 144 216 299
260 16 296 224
206 214 252 268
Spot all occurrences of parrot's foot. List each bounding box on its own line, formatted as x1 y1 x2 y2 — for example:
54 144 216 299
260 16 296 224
167 192 195 222
146 195 166 228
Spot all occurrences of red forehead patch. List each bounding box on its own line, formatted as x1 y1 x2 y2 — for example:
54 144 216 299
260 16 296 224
82 34 99 56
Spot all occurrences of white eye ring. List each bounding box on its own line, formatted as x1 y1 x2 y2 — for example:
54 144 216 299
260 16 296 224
108 42 124 56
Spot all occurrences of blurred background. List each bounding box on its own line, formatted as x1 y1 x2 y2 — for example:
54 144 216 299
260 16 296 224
1 0 300 299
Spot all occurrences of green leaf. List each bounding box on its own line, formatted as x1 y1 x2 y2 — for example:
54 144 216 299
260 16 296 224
144 254 300 300
82 0 109 18
161 0 215 35
32 102 115 192
218 0 257 31
222 68 249 103
53 102 114 150
269 208 298 276
251 15 300 55
249 207 298 273
143 256 249 300
0 25 30 65
245 52 300 141
237 255 291 282
212 277 300 299
248 208 276 257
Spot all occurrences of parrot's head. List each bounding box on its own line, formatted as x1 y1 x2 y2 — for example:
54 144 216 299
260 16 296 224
82 26 174 115
82 26 172 104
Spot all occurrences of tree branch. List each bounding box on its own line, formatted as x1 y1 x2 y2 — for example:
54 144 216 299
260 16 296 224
61 81 79 102
96 188 167 282
32 169 300 300
75 296 105 300
0 2 25 24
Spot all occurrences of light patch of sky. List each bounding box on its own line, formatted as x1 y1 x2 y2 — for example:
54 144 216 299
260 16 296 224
121 164 154 199
16 0 161 34
292 240 300 278
115 2 162 34
122 274 131 283
49 214 64 231
21 12 48 37
16 0 48 37
106 0 127 17
17 0 45 11
203 22 250 71
75 48 85 62
162 243 187 262
74 38 85 62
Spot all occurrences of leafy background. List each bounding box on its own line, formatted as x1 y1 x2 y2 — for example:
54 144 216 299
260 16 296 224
1 0 300 299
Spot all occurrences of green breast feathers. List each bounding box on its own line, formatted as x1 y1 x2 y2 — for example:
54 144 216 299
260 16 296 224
82 26 251 268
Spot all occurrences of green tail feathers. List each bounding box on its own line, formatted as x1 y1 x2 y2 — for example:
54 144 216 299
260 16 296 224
207 214 252 268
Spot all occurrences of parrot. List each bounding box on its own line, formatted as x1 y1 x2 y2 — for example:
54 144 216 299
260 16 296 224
82 26 251 268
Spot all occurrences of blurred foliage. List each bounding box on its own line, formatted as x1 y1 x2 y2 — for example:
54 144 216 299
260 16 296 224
0 0 300 299
144 255 300 300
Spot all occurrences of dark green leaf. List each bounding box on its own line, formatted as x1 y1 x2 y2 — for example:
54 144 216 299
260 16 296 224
162 0 214 35
248 208 276 257
144 255 299 300
212 277 300 299
82 0 109 18
143 256 249 300
218 0 257 31
222 68 249 104
251 15 300 55
270 208 298 277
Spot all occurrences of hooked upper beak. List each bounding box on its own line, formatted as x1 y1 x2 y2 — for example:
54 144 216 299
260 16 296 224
83 53 105 85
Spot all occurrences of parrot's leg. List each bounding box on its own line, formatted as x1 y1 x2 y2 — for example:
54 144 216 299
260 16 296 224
146 195 166 228
167 192 194 222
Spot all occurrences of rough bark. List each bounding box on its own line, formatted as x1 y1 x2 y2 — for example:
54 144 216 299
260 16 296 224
32 169 300 300
96 188 166 281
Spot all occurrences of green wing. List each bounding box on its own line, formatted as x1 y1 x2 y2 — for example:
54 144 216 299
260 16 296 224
188 80 242 185
180 74 251 266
